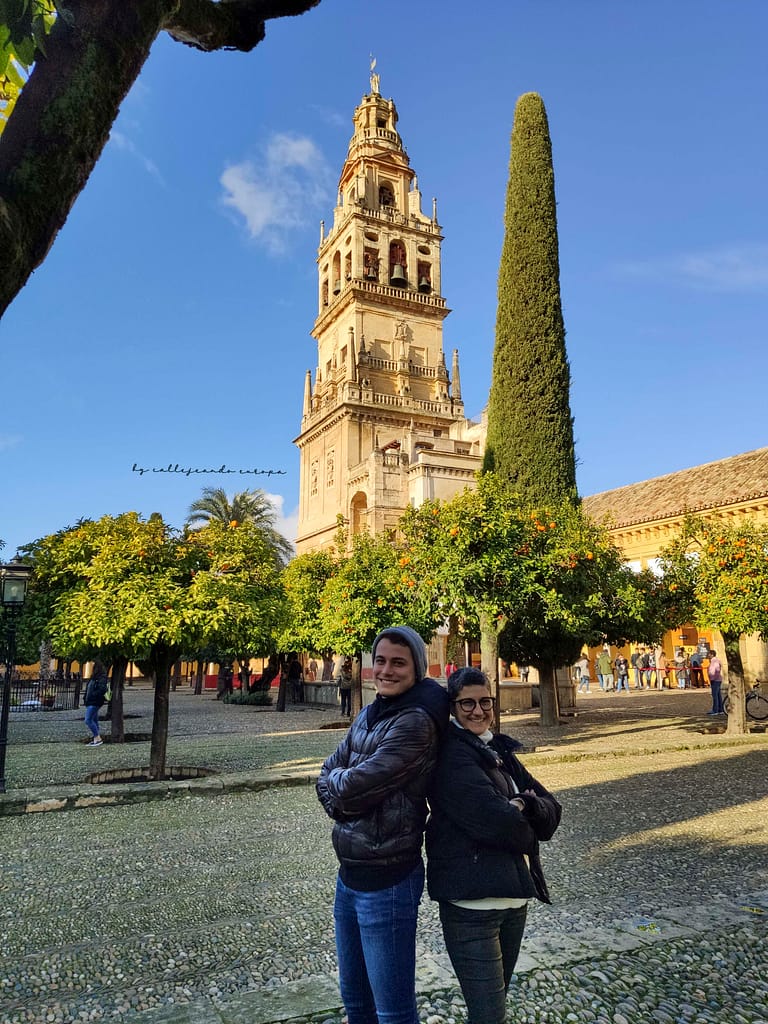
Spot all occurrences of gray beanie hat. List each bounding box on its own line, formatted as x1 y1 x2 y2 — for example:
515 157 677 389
371 625 428 682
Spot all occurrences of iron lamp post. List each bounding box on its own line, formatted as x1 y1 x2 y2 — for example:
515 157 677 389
1 560 32 793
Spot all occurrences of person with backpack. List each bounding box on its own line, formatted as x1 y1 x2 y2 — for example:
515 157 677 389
83 660 109 746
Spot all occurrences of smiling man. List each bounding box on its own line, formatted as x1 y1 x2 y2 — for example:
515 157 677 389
316 626 449 1024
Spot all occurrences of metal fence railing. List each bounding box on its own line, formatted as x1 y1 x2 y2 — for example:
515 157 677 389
9 678 82 712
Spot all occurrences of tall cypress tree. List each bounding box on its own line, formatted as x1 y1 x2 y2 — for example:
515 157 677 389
483 92 577 505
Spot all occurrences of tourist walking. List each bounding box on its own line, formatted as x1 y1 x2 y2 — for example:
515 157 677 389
83 660 108 746
574 654 590 693
656 650 668 690
287 655 304 703
336 656 353 717
597 649 614 691
690 649 704 688
316 626 449 1024
614 653 630 693
426 667 561 1024
645 649 657 689
707 650 725 715
630 648 643 689
674 649 690 689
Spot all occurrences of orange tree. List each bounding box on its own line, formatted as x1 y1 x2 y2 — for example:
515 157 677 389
316 530 442 717
281 549 338 684
661 516 768 735
401 473 663 726
26 512 285 777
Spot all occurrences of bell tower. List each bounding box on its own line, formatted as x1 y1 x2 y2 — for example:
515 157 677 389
294 70 483 553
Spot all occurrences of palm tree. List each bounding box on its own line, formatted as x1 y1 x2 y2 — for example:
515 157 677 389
185 487 293 564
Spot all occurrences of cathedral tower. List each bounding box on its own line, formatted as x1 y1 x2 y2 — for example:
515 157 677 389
295 71 483 553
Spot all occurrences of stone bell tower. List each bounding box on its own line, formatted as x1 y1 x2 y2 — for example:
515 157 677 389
294 70 483 553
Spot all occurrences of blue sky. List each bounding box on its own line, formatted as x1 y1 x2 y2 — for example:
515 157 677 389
3 0 767 557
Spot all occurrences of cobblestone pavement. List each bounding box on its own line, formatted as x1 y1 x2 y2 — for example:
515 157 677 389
2 687 767 1024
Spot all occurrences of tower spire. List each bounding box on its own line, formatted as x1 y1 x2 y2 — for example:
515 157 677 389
451 349 462 400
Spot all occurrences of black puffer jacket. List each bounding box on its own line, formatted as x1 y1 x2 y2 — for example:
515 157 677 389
426 725 561 904
317 677 449 884
84 674 108 708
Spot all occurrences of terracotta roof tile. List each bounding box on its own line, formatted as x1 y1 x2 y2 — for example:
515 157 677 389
583 446 768 529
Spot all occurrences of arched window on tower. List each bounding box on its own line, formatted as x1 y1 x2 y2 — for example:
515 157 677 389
417 262 432 293
389 242 407 288
379 183 395 209
332 252 341 295
364 248 379 282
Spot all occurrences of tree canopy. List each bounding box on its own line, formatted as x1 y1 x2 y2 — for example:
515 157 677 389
0 0 320 317
186 486 293 564
25 511 286 775
401 474 663 725
661 515 768 734
482 91 576 505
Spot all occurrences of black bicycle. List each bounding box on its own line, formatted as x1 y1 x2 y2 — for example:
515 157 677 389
723 681 768 720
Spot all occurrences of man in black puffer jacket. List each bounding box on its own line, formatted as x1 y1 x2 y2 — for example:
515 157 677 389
317 626 449 1024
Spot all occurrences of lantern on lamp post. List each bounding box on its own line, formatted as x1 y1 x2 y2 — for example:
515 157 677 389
1 561 33 793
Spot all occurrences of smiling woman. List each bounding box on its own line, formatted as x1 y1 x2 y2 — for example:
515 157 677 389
426 667 562 1024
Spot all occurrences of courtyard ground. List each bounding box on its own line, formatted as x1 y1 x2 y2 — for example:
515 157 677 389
1 685 767 1024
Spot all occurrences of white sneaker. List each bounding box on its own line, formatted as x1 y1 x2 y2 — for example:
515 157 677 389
87 737 103 746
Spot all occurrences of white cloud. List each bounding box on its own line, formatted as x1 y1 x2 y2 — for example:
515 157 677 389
0 434 22 452
220 132 333 253
267 492 298 552
615 243 768 293
109 129 165 186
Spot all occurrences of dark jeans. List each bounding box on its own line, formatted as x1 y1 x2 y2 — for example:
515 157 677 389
439 901 528 1024
710 679 725 713
339 687 352 716
334 863 424 1024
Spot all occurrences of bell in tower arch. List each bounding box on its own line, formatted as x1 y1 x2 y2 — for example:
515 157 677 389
389 242 407 288
390 264 407 288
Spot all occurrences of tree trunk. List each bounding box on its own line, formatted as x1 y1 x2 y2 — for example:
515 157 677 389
275 657 288 712
351 652 363 719
39 639 53 682
148 643 176 780
722 632 748 736
110 655 128 743
238 655 252 692
537 658 561 728
171 658 181 692
479 610 501 732
193 659 204 695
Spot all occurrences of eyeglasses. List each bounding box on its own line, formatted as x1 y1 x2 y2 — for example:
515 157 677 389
452 696 495 712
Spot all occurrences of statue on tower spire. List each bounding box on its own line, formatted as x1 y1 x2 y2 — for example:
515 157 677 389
369 55 380 95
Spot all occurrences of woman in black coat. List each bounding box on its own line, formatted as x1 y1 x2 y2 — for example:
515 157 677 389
426 668 562 1024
